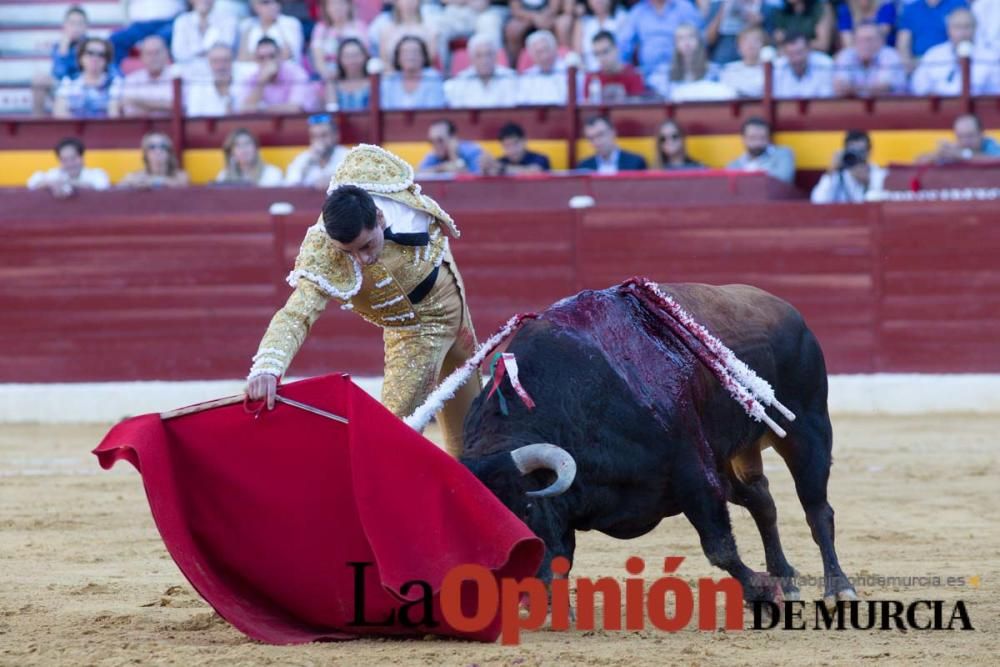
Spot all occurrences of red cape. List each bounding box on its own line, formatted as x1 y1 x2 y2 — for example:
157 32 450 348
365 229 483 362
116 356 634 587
93 373 544 644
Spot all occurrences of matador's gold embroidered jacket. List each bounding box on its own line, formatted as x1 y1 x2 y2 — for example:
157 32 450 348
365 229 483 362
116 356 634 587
248 144 463 381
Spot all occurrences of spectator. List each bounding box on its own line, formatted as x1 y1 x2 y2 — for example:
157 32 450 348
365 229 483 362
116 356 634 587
577 115 648 173
837 0 896 49
727 116 795 182
583 30 646 102
649 23 733 100
310 0 368 89
505 0 567 67
27 137 111 197
833 22 906 96
897 0 969 70
240 37 316 113
374 0 438 65
772 31 834 98
330 37 372 110
380 35 446 109
183 41 248 116
810 130 886 203
765 0 834 53
573 0 628 72
109 1 185 66
238 0 305 62
31 5 89 116
704 0 764 65
433 0 505 74
120 132 190 188
121 35 177 117
53 37 122 118
917 113 1000 163
517 30 569 104
481 122 552 175
974 0 1000 52
719 24 765 96
284 113 350 188
216 128 285 185
617 0 703 76
171 0 238 64
419 119 485 174
911 9 1000 96
444 33 519 107
655 120 705 169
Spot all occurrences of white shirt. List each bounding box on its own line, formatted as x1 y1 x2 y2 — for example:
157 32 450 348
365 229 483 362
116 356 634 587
182 60 254 117
127 0 186 22
516 62 568 105
373 195 431 235
28 166 110 190
215 163 285 186
444 66 518 108
719 60 764 97
121 66 178 117
974 0 1000 52
810 164 887 204
910 41 1000 97
285 146 350 187
773 52 834 99
240 15 304 61
171 10 238 63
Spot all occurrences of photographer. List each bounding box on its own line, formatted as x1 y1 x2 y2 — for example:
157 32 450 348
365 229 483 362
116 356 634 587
810 130 887 204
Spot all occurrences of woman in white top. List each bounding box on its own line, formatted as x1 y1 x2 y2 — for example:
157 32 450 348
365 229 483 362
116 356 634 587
172 0 238 63
215 128 284 186
572 0 626 71
649 23 724 100
237 0 304 62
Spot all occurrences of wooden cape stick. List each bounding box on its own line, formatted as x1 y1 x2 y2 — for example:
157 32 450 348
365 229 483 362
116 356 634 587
160 393 349 424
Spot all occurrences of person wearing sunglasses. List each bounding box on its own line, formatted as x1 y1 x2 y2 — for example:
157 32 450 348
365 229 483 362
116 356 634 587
285 114 350 188
120 132 190 188
655 120 705 170
53 37 122 118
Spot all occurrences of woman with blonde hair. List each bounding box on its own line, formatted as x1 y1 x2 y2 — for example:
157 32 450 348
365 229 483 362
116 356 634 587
121 132 190 188
215 128 284 186
650 23 730 101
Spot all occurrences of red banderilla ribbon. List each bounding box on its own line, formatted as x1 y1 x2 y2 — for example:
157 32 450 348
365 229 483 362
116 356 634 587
487 352 536 414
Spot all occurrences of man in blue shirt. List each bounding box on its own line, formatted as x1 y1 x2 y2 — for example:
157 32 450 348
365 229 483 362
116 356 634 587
418 119 485 175
483 123 552 175
32 5 89 115
617 0 704 76
897 0 969 67
918 113 1000 163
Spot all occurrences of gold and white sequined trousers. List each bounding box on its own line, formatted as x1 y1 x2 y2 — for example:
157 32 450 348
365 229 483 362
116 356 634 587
381 262 480 458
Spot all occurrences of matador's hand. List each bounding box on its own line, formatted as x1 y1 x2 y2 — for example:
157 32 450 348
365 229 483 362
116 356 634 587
246 373 278 410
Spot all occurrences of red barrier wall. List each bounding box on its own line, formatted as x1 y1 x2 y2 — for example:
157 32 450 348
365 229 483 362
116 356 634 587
1 183 997 382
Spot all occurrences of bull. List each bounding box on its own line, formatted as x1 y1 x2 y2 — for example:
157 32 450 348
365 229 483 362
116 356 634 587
460 280 857 605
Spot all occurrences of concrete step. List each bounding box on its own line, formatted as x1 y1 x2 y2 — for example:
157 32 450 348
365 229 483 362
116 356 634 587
0 26 112 56
0 85 32 115
0 56 49 84
0 2 124 27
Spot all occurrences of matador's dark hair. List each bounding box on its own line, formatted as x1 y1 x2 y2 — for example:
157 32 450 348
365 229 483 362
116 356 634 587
322 184 378 243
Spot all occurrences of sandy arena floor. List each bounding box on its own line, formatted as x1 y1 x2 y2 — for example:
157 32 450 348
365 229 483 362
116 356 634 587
1 415 998 666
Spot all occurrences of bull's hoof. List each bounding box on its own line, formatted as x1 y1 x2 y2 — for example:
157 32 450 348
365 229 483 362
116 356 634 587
744 572 784 606
822 587 859 611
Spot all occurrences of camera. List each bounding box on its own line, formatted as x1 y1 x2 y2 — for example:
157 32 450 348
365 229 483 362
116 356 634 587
839 150 865 170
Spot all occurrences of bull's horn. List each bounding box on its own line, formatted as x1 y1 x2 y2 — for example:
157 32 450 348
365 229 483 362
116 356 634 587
510 443 577 498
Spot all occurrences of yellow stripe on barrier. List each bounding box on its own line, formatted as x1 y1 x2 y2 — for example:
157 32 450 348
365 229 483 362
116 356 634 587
2 131 997 187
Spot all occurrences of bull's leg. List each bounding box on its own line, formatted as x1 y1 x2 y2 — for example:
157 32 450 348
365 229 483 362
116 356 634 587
774 411 857 606
727 447 800 599
677 472 781 605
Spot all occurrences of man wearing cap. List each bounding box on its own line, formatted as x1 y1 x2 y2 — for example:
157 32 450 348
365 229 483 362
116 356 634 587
285 114 350 189
246 144 479 457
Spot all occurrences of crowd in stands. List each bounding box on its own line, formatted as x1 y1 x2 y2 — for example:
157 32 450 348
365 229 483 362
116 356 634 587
27 0 1000 119
24 110 1000 204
